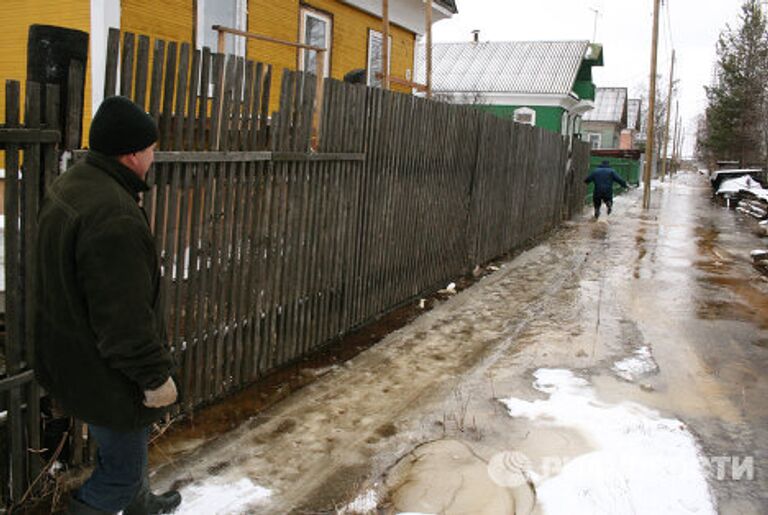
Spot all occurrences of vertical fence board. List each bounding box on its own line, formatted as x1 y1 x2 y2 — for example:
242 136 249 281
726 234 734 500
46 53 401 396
120 32 135 98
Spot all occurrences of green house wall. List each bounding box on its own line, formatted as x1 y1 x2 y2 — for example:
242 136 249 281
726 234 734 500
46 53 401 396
475 105 566 133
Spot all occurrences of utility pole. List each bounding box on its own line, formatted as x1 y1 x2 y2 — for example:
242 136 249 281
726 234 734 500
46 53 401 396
642 0 662 209
589 7 601 41
671 101 680 173
660 49 675 182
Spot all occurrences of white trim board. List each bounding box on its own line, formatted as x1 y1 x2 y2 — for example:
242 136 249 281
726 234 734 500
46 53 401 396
91 0 121 116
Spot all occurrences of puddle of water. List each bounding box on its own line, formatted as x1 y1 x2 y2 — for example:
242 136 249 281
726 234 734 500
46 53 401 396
384 439 533 515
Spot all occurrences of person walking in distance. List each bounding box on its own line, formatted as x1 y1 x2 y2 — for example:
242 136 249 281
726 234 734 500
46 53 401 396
585 160 629 219
35 96 181 514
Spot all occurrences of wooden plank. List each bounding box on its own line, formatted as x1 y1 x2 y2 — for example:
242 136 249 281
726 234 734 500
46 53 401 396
120 32 136 98
183 163 204 407
23 81 43 481
171 165 192 400
65 60 85 150
252 161 273 376
160 41 178 150
149 39 166 124
0 129 60 144
104 27 120 98
173 43 191 150
4 80 24 502
197 47 212 151
245 61 260 151
195 164 216 402
235 161 258 383
241 60 255 151
257 65 272 149
225 159 247 388
134 35 151 109
208 53 225 151
217 55 236 152
185 48 201 150
229 56 245 151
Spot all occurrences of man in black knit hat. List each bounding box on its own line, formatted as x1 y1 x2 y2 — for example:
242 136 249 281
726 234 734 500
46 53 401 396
35 96 181 514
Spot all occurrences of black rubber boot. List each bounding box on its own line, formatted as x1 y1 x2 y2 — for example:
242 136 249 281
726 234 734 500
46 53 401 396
123 474 182 515
123 489 181 515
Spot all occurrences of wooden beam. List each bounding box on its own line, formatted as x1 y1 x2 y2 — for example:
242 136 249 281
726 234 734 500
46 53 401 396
0 128 60 144
213 25 325 53
382 0 390 90
312 50 326 151
376 73 428 92
425 0 433 99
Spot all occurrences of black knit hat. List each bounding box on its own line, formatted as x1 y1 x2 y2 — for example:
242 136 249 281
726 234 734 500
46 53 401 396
89 96 158 155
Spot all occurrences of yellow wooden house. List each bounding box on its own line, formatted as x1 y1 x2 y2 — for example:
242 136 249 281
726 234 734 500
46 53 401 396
0 0 457 146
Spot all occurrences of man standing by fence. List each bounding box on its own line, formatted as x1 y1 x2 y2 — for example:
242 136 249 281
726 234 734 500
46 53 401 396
35 97 181 514
585 160 629 219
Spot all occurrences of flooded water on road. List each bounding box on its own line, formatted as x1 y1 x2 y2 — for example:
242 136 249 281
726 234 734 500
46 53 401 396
152 173 768 514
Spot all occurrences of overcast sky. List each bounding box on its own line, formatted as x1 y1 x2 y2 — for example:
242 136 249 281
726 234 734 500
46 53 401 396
433 0 747 157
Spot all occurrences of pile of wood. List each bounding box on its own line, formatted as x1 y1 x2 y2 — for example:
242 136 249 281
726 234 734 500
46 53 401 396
736 190 768 220
752 249 768 275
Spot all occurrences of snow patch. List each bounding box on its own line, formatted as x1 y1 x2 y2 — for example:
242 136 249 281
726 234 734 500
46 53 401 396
612 346 658 382
716 175 766 196
500 368 716 515
175 477 271 515
338 489 378 514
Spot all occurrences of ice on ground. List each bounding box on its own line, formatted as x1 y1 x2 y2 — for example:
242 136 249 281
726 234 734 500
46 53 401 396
175 477 271 515
750 249 768 259
338 489 378 514
500 368 716 515
612 346 658 382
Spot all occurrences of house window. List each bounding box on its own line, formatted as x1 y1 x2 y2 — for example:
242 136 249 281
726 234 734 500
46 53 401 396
367 29 392 87
587 133 601 149
514 107 536 126
196 0 247 55
300 8 332 77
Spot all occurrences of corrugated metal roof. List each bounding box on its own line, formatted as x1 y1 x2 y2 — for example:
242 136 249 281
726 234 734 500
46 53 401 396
627 99 642 130
583 87 627 122
416 40 591 95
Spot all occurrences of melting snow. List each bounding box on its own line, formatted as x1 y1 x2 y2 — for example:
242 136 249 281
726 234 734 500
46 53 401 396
612 346 658 381
174 477 271 515
716 176 765 196
500 369 716 515
338 489 378 514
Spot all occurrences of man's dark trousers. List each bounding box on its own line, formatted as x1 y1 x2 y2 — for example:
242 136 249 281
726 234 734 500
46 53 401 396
76 425 149 512
593 194 613 218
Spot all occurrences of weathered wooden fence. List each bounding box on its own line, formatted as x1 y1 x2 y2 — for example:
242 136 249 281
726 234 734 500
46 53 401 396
1 28 589 507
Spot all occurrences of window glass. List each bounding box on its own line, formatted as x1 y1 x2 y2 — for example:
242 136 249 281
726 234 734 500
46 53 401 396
367 30 391 87
197 0 245 55
300 9 331 77
514 107 536 126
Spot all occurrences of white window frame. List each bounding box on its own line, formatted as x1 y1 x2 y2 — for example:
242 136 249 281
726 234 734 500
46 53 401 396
514 107 536 126
196 0 247 56
587 133 602 149
367 29 392 88
299 8 332 78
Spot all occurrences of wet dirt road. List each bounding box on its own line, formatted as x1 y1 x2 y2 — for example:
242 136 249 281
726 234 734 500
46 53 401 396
152 173 768 514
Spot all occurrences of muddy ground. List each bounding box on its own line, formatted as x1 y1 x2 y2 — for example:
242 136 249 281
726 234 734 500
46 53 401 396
150 173 768 514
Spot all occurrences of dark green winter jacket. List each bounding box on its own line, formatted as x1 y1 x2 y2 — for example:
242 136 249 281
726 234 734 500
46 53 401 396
34 151 174 431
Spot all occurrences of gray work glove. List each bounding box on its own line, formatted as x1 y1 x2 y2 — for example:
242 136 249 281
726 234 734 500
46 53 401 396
143 377 178 408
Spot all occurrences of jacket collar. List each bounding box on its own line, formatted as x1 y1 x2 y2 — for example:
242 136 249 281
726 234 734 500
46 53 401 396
85 151 150 202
